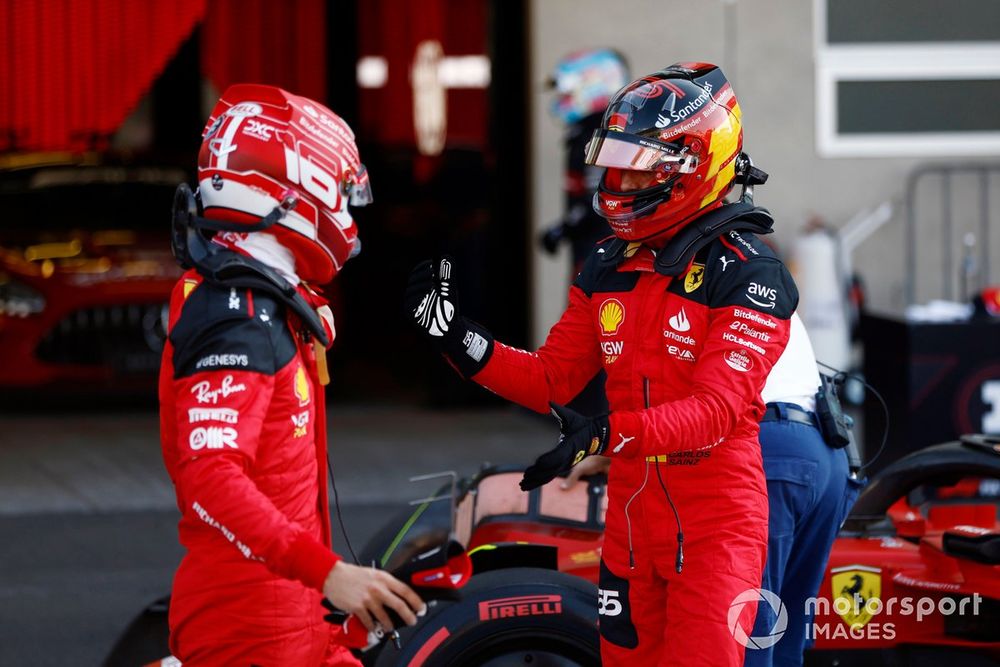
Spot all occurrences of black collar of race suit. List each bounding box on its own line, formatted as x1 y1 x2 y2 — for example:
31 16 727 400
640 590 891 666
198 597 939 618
597 201 774 277
170 183 330 346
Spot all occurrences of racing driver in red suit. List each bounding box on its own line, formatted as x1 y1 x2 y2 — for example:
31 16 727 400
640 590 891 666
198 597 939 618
406 63 798 666
160 84 423 666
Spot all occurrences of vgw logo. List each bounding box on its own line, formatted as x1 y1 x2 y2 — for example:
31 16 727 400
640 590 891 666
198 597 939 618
728 588 787 649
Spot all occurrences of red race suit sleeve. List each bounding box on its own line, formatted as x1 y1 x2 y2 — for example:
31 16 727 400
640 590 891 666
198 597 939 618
472 283 603 414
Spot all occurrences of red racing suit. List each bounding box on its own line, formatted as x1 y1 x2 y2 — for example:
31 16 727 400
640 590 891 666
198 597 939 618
473 230 797 666
159 269 357 666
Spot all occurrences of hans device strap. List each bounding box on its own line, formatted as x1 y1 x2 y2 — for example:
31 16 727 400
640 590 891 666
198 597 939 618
597 201 774 277
170 183 330 346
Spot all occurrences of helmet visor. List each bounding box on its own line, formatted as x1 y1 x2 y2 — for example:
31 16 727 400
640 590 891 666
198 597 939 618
584 130 698 174
343 164 373 207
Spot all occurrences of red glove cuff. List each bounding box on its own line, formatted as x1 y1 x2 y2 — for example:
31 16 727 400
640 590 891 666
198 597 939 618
285 532 342 591
607 411 643 458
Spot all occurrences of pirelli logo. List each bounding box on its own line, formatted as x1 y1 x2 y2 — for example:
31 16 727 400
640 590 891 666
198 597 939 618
478 594 563 621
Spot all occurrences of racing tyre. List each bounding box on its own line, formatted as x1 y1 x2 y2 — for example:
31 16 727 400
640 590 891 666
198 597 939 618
367 567 599 667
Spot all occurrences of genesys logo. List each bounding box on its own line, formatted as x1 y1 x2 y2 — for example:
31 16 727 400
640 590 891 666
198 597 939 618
599 299 626 336
195 353 249 370
746 282 777 309
189 426 239 450
724 349 754 373
188 407 240 424
478 594 563 621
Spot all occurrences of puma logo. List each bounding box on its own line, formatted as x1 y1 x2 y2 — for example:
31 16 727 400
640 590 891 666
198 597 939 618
719 255 734 272
613 433 636 454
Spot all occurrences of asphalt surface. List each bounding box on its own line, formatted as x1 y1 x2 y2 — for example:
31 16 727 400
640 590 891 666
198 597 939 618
0 405 553 666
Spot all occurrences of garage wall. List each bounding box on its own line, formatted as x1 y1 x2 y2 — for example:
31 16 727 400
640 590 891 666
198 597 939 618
527 0 999 345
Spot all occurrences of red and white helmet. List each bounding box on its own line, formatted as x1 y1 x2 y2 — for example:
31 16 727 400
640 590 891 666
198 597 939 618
584 63 743 242
197 84 370 284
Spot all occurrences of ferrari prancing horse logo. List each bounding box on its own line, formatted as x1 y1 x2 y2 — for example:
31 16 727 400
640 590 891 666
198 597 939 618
684 262 705 293
831 565 882 628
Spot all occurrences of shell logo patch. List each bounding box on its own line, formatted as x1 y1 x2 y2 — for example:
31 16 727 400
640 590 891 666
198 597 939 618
294 365 311 407
599 298 625 336
684 262 705 293
831 566 882 629
183 279 199 300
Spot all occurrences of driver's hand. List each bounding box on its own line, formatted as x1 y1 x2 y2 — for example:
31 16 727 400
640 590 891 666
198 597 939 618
322 561 425 632
560 455 610 490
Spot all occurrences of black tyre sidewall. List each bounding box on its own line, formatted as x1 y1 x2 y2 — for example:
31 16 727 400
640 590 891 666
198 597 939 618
371 567 599 667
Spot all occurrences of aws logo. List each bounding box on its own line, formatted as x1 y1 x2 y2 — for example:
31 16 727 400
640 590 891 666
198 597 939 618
294 366 311 407
599 299 625 336
746 282 778 309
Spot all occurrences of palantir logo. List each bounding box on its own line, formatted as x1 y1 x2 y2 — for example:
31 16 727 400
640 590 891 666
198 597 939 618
728 588 787 649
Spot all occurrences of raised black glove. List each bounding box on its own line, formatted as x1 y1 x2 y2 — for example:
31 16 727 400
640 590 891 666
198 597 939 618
520 402 610 491
404 256 494 378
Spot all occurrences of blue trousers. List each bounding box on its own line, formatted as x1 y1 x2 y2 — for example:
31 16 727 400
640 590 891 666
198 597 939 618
744 402 863 667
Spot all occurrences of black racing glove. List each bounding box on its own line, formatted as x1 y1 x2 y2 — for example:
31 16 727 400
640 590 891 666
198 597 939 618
520 403 610 491
404 256 494 379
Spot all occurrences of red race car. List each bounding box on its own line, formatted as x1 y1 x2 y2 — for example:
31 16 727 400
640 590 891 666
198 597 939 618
0 157 184 392
108 435 1000 666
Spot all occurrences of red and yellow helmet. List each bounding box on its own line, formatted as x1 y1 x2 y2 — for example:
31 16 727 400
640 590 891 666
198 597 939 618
585 62 743 242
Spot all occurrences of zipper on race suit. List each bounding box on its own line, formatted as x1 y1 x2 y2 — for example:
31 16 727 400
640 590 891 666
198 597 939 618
640 377 685 574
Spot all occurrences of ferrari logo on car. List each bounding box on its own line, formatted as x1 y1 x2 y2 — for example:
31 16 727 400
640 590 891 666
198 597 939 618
684 262 705 293
831 566 882 628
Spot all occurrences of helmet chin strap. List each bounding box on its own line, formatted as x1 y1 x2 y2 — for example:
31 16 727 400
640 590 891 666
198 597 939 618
734 152 768 205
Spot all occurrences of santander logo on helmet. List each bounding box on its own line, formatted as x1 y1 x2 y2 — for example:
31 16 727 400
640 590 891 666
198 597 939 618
197 84 371 284
584 62 744 244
